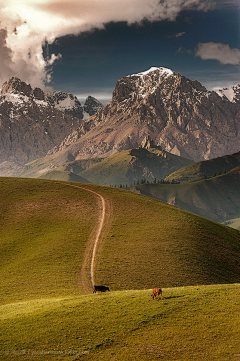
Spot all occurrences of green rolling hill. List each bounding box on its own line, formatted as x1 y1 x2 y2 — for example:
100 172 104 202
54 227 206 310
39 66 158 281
134 166 240 223
1 177 240 360
164 151 240 183
78 147 193 186
38 169 90 183
18 155 102 179
1 177 240 302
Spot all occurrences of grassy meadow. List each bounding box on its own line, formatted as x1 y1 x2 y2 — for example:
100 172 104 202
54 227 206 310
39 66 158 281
0 177 240 360
1 284 239 360
0 178 99 304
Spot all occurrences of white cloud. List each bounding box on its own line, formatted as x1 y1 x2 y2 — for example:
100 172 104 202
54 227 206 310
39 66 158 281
195 42 240 65
175 32 186 38
168 32 186 38
0 0 217 88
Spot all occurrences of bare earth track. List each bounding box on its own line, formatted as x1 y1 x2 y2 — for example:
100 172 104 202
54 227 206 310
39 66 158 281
56 182 107 292
85 187 106 287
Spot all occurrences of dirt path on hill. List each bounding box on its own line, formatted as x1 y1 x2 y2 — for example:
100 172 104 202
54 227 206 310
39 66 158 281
56 182 109 292
83 187 106 287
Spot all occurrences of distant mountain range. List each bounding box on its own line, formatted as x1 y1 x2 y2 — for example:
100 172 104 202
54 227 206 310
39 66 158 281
0 77 103 164
46 66 240 162
1 68 240 169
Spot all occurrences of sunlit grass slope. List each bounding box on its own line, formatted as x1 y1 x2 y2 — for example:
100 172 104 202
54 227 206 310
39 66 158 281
18 155 102 179
38 169 90 183
0 178 98 304
164 150 240 183
1 284 239 361
94 184 240 290
1 178 240 360
1 177 240 306
135 167 240 223
223 217 240 230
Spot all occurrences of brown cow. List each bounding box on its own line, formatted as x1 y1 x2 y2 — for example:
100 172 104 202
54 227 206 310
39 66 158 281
151 287 163 300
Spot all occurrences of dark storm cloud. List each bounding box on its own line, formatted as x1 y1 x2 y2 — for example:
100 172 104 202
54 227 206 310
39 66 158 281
0 0 234 87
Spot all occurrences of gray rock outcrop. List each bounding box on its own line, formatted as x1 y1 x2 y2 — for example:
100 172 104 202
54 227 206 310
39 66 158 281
83 96 103 116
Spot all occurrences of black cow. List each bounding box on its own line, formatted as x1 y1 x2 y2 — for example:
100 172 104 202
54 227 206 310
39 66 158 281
93 285 110 293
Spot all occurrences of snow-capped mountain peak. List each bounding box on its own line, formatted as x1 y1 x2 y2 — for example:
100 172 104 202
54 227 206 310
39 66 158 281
0 77 103 119
134 66 174 78
215 84 240 103
129 66 174 78
0 77 103 165
112 65 208 105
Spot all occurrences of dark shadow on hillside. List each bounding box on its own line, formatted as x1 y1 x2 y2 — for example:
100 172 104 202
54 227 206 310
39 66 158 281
162 295 183 300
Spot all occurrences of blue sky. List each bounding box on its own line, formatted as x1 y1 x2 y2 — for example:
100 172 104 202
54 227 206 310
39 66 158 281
0 1 240 104
48 3 240 104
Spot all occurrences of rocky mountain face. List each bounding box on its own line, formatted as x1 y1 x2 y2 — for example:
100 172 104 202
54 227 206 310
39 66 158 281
83 96 103 117
215 84 240 103
48 67 240 162
0 77 102 165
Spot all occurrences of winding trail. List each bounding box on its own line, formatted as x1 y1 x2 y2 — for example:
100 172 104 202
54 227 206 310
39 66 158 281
56 182 106 289
86 187 106 287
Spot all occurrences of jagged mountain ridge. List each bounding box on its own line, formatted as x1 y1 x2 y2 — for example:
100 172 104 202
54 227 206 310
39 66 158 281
0 77 103 164
83 95 103 117
1 77 84 118
48 67 240 162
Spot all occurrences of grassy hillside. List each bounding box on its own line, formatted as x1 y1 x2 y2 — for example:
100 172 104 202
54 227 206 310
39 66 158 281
0 178 100 305
18 155 102 179
1 177 240 359
164 151 240 183
223 217 240 230
78 147 193 186
1 177 240 305
135 166 240 223
1 284 240 360
38 169 90 183
17 147 193 186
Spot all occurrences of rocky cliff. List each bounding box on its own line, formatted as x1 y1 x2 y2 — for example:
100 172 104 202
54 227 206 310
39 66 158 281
48 67 240 162
0 77 102 164
83 95 103 117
